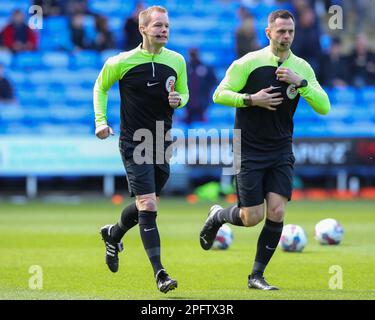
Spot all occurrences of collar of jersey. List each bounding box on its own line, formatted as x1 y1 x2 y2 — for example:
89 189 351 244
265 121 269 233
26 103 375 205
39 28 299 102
265 45 293 64
137 43 164 57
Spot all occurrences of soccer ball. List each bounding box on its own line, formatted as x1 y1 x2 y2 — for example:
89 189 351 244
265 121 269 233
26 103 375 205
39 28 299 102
212 224 233 250
315 218 344 245
279 224 307 252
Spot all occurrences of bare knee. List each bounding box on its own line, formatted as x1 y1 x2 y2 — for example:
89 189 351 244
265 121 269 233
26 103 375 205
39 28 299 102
136 194 157 211
267 205 285 222
240 206 264 227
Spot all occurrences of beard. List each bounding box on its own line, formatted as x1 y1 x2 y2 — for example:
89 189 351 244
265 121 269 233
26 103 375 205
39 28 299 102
276 41 290 51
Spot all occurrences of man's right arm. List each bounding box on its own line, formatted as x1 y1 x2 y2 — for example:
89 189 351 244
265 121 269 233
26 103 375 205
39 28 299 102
93 56 122 128
212 60 249 108
213 59 283 110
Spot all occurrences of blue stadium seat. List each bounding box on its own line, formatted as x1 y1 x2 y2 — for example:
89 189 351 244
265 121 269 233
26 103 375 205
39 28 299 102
295 102 317 121
88 0 134 16
0 0 30 15
13 52 44 70
207 104 235 124
350 121 375 136
23 106 53 124
108 88 121 104
55 70 83 86
7 71 26 85
245 1 292 18
0 17 8 31
2 122 35 135
44 16 69 34
16 87 37 102
0 49 12 67
41 52 70 69
41 16 73 51
329 87 358 105
0 104 25 122
28 71 52 85
34 85 66 104
360 86 375 104
200 49 235 68
255 17 269 47
294 123 331 138
107 16 124 47
65 87 92 104
37 123 93 135
71 51 99 69
100 49 121 64
325 104 351 121
49 105 92 124
107 16 123 34
169 33 192 48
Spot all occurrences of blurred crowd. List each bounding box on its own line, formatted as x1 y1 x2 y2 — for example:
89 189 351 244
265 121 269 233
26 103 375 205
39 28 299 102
0 0 374 114
236 0 375 87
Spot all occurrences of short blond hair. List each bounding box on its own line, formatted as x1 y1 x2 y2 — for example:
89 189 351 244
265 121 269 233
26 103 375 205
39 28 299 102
139 5 168 27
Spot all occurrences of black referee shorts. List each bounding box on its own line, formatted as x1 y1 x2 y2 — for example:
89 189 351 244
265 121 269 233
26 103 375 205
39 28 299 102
235 152 295 207
119 140 170 197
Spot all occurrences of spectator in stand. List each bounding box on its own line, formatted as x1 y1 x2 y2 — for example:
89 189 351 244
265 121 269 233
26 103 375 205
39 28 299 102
343 0 366 33
33 0 63 16
94 15 115 51
62 0 89 16
290 0 310 20
235 7 259 58
292 7 322 72
0 64 14 102
0 9 37 53
33 0 89 16
70 13 91 51
124 2 144 50
185 48 217 124
319 37 350 88
349 33 375 87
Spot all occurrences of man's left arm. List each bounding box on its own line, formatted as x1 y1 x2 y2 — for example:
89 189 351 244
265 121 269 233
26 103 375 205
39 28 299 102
174 56 189 108
298 62 331 115
277 63 331 115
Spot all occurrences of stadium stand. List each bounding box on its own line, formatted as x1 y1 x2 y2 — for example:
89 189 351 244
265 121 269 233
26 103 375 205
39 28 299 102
0 0 373 139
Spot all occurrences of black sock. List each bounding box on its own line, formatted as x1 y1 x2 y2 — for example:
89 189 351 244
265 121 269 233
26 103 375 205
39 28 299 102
215 205 244 226
111 203 139 242
139 211 163 276
252 219 283 276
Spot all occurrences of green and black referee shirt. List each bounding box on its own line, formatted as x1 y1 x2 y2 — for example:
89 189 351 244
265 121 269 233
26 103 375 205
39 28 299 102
213 45 330 156
94 44 189 142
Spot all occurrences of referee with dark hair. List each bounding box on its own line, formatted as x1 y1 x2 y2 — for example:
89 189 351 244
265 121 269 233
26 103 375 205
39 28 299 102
199 9 330 290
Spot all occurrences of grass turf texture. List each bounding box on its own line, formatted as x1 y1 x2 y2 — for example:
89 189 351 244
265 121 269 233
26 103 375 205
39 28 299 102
0 199 374 300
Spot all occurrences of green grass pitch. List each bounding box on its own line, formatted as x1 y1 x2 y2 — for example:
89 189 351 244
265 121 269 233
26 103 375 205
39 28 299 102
0 198 374 300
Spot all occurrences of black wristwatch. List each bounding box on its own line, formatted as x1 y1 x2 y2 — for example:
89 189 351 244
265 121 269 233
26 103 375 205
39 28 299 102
296 79 308 88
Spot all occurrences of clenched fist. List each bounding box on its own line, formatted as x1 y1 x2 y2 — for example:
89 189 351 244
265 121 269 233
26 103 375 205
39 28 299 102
95 124 114 140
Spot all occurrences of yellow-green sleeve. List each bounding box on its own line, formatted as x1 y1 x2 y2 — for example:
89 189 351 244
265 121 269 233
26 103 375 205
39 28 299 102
93 56 123 127
298 61 331 115
212 60 249 108
175 56 189 108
